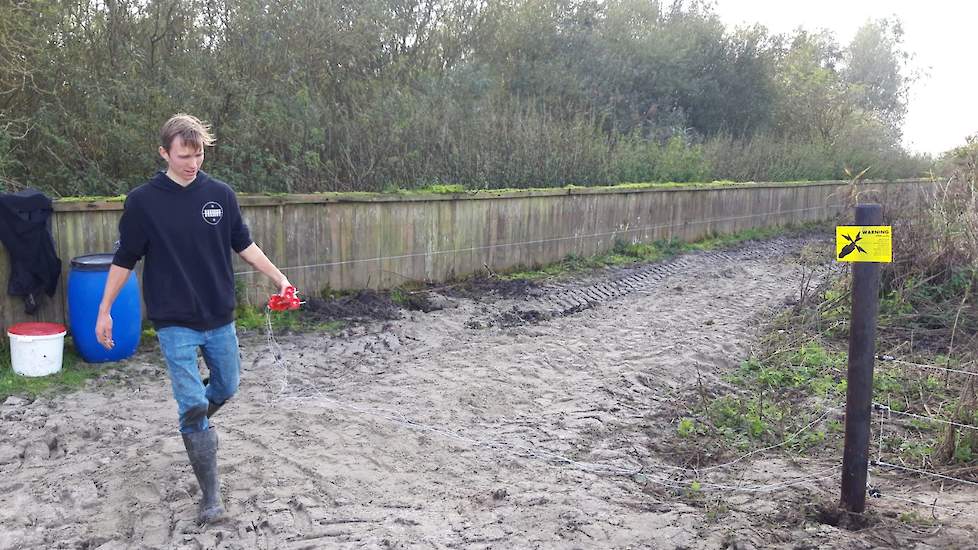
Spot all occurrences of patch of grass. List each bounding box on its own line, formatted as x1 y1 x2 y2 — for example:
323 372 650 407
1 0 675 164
235 304 269 330
873 371 905 395
954 438 974 463
386 282 433 311
668 176 975 471
752 258 974 468
386 181 736 196
501 262 573 281
707 395 790 444
687 227 781 251
499 238 683 281
705 498 730 522
55 195 127 202
500 223 827 282
320 285 355 301
678 417 698 438
613 238 686 262
699 393 830 454
414 183 466 194
684 338 848 458
140 321 158 349
253 180 849 199
316 319 346 332
898 510 935 526
0 337 112 400
878 269 977 346
235 305 346 334
499 252 601 281
731 343 846 397
389 287 411 306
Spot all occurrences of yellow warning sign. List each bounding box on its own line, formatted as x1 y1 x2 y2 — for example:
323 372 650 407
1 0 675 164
836 226 892 263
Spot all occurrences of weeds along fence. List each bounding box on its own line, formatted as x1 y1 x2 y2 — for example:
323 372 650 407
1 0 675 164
0 179 935 332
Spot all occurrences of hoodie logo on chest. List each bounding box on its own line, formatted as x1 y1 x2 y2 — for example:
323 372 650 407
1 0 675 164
201 201 224 225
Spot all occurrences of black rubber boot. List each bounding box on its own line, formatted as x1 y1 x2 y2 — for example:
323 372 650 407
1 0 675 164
181 428 225 524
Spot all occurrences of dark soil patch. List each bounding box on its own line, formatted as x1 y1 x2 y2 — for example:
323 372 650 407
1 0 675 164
441 276 540 301
468 306 552 329
395 292 436 312
806 501 875 531
302 290 403 322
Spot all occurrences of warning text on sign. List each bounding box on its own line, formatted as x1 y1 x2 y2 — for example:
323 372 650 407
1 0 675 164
836 226 892 263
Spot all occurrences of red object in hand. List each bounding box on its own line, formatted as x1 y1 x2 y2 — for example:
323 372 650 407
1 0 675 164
268 286 301 311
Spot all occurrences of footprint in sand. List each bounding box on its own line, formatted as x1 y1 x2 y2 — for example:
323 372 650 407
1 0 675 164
131 510 172 547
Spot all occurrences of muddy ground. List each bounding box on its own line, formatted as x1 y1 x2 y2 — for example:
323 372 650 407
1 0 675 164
2 235 977 549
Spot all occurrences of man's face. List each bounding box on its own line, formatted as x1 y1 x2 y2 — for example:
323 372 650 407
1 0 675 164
159 135 204 183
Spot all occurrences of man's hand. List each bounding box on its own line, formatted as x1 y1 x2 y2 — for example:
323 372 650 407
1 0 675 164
279 277 293 296
96 264 132 350
95 310 114 349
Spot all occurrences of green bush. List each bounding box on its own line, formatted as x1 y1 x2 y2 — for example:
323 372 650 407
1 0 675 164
0 1 928 195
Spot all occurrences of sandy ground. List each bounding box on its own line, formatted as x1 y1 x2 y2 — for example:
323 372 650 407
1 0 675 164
2 235 978 549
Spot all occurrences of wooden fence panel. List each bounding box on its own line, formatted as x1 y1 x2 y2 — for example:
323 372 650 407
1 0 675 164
0 180 935 332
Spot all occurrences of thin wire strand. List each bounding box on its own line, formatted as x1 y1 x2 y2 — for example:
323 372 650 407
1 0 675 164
265 310 290 396
872 492 976 519
875 403 978 432
262 309 840 493
283 384 843 493
875 404 978 489
884 358 978 379
873 407 978 520
874 460 978 488
683 465 840 493
235 204 842 276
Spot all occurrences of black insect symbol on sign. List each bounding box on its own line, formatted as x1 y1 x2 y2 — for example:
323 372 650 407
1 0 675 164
838 232 866 259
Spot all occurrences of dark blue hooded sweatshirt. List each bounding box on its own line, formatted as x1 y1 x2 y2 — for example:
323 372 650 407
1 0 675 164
112 170 253 330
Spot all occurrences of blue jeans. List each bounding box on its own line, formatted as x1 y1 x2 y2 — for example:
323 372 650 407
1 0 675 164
157 322 240 433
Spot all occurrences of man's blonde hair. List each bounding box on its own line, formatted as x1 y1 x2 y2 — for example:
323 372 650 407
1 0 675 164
160 113 215 151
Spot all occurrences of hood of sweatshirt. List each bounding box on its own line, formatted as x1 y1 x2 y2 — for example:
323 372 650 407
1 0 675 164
148 170 210 193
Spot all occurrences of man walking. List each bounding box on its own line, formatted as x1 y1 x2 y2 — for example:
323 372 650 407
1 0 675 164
95 113 291 524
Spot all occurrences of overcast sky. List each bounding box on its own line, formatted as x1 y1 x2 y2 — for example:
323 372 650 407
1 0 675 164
711 0 975 156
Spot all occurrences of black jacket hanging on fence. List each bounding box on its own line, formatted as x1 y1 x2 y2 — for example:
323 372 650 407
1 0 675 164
0 189 62 314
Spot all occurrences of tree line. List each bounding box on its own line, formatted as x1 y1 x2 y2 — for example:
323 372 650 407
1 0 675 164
1 0 930 196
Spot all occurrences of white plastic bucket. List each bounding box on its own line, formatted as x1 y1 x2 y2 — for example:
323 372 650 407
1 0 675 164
7 322 67 377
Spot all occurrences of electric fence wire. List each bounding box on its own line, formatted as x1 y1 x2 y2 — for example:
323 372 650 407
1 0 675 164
875 403 978 432
871 491 978 520
249 213 867 492
235 197 977 509
877 355 978 379
871 404 978 519
875 461 978 489
871 361 978 492
261 309 841 494
873 405 978 501
235 204 846 277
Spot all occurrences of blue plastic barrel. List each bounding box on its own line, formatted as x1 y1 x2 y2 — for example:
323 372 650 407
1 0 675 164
68 254 141 363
